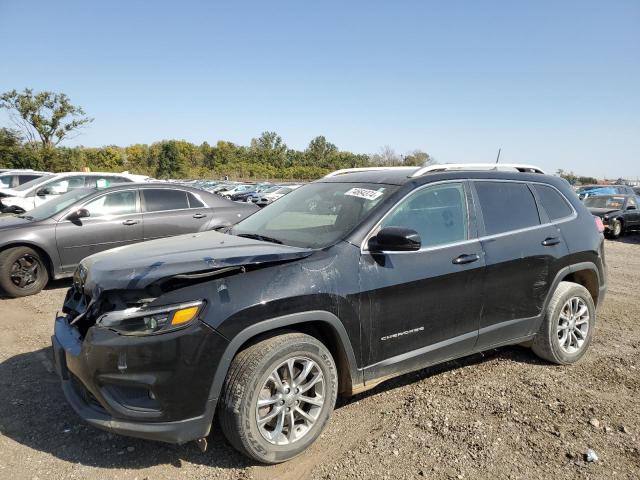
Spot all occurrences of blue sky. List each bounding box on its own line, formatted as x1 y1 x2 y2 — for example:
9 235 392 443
1 0 638 178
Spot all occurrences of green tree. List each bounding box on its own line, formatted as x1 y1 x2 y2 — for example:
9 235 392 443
403 149 434 166
0 128 22 167
250 131 287 167
0 88 93 149
153 140 188 178
305 136 338 167
556 169 578 185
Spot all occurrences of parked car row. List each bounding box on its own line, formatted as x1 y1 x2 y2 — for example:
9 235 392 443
0 180 258 296
573 183 640 239
186 180 304 206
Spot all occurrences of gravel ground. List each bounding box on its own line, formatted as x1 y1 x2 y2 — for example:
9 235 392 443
0 237 639 480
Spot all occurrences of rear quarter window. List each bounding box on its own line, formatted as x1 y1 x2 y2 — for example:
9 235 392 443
475 181 540 235
142 189 189 212
533 184 573 221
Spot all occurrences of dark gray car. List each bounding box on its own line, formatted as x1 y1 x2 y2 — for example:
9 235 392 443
0 183 258 297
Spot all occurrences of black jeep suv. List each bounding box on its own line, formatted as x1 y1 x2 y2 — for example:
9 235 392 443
52 164 607 463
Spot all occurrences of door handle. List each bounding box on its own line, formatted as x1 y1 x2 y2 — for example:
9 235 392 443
541 237 561 246
452 253 480 265
193 213 207 219
122 219 139 226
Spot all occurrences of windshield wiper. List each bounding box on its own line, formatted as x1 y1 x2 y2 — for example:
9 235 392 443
17 214 34 221
236 233 283 245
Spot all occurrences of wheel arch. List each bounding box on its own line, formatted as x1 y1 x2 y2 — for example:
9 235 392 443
207 311 362 405
550 262 602 308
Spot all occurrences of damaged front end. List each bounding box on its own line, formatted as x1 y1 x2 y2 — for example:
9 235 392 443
52 231 314 444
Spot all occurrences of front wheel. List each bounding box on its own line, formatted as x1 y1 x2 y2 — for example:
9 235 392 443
219 332 338 464
0 246 49 297
532 281 595 364
606 219 623 239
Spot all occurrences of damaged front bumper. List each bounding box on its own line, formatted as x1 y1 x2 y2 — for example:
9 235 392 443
51 314 227 444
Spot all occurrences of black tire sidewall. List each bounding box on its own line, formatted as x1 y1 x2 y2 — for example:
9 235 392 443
0 247 48 297
240 339 337 463
546 285 595 364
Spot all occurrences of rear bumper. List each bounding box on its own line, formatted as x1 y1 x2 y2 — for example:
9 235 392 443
52 315 226 444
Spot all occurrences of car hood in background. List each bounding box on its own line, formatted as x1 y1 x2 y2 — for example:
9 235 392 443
0 189 24 198
588 208 622 217
80 230 314 292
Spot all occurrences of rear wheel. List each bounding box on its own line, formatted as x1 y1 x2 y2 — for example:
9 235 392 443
0 246 49 297
219 332 338 464
532 281 595 364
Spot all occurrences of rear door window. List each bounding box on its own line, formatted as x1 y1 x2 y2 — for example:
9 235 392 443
533 184 573 221
475 182 540 235
142 189 189 212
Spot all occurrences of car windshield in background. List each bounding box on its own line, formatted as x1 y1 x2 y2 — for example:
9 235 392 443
232 182 398 248
584 196 625 209
11 174 55 192
21 188 95 221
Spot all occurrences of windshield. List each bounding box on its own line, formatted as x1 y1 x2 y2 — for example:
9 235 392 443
584 196 626 210
11 174 56 192
232 182 399 248
22 188 95 221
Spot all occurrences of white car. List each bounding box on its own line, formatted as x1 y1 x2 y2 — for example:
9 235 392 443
0 170 50 189
0 172 152 213
219 184 255 198
255 184 302 206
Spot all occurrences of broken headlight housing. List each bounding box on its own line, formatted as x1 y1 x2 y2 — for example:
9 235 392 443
96 300 204 336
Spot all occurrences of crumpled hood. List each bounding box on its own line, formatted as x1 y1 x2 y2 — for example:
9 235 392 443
80 230 314 292
588 208 621 217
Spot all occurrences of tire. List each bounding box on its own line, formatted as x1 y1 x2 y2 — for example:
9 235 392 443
0 246 49 297
532 281 595 365
606 219 623 239
219 332 338 464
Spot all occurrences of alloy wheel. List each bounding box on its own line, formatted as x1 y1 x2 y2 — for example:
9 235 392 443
557 296 590 354
10 254 41 289
256 357 325 445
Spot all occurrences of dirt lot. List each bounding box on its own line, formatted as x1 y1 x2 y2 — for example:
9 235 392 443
0 238 638 480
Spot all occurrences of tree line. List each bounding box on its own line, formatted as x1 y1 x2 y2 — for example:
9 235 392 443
0 88 432 180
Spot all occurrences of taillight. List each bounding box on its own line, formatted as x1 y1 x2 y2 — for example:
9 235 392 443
594 216 604 233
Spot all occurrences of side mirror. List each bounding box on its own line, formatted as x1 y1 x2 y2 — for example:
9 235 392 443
68 208 90 220
36 187 50 197
627 205 637 210
368 226 421 252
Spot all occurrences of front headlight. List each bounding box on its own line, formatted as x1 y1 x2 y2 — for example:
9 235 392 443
96 300 204 335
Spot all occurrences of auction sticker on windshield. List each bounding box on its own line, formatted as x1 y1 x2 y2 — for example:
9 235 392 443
344 187 384 201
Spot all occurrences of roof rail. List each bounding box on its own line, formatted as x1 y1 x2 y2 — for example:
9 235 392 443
323 166 418 178
410 163 546 177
